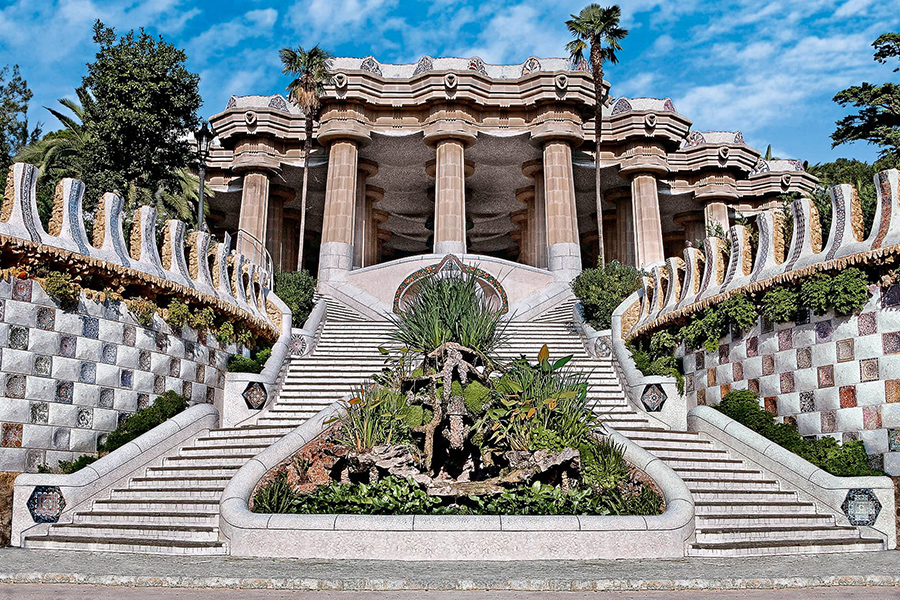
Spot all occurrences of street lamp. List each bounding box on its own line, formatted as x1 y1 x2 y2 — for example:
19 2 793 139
194 121 215 232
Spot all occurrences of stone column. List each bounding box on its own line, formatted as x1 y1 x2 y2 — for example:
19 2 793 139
282 214 300 273
674 211 707 249
522 160 548 269
543 140 581 278
704 200 730 235
514 186 535 266
631 173 665 266
265 194 283 271
364 186 384 268
319 139 359 282
433 139 468 255
237 170 270 263
353 160 378 269
602 211 618 265
604 187 631 266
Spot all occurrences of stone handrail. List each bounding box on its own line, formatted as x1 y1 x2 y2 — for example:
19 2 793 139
688 405 896 549
218 402 695 560
0 162 279 338
622 168 900 341
10 404 219 546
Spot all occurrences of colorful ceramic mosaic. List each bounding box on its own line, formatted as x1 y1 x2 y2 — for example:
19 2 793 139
815 321 833 343
79 361 96 384
243 381 267 410
695 351 705 369
778 329 792 351
719 383 731 398
718 344 729 364
883 331 900 354
6 374 26 399
841 488 881 526
33 355 51 376
101 343 117 365
30 402 48 424
55 380 73 404
182 380 192 398
748 378 760 394
796 347 812 369
58 334 76 358
2 423 22 447
169 359 180 378
888 429 900 452
137 393 150 409
155 332 168 352
821 411 837 433
36 306 55 331
817 365 834 388
120 369 133 389
761 317 774 334
9 325 28 350
840 385 858 408
99 388 114 409
52 428 69 450
707 368 717 387
764 396 777 414
154 375 165 394
205 386 215 404
800 391 815 413
762 355 775 376
746 336 758 357
139 350 151 371
858 312 877 336
196 364 205 384
696 389 706 405
123 325 135 346
863 406 882 430
732 362 743 381
393 255 509 315
12 278 32 302
76 408 93 429
26 486 65 523
882 284 900 307
836 339 854 363
861 359 880 382
81 316 99 339
795 308 811 326
780 372 795 393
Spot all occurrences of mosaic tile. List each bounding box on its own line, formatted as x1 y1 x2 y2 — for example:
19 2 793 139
169 358 180 378
2 423 22 447
52 428 69 450
707 368 717 387
217 372 225 388
30 402 48 424
12 278 32 302
858 312 877 336
843 431 860 443
182 381 192 399
6 374 26 399
185 341 195 360
861 359 880 383
76 407 93 429
869 454 885 471
796 347 812 369
137 393 150 410
889 429 900 452
821 411 837 433
795 308 811 326
641 384 667 412
815 321 833 343
155 333 168 352
761 317 774 334
884 331 900 354
800 391 816 413
695 351 705 370
685 376 695 393
783 415 797 428
25 449 45 473
748 378 760 394
9 325 28 350
762 355 775 376
26 486 65 523
205 386 215 404
58 334 76 358
836 338 855 363
883 283 900 307
81 316 99 339
778 329 793 351
139 350 151 371
101 343 117 365
720 383 731 398
196 364 205 384
99 387 114 408
118 412 131 428
242 382 266 410
719 344 729 365
33 355 51 376
55 380 73 404
863 405 882 430
818 365 835 388
764 396 778 415
36 306 55 331
0 299 4 321
154 375 165 394
840 385 858 408
746 336 758 357
102 300 120 320
781 372 795 394
732 362 743 382
208 350 217 367
120 369 133 389
842 489 882 526
79 361 96 384
123 325 135 347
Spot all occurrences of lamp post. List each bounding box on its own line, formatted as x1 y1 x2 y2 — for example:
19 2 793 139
194 121 214 232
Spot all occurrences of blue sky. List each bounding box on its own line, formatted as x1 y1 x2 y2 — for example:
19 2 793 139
1 0 898 164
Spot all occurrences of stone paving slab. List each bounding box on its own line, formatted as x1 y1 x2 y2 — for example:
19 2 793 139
0 548 899 591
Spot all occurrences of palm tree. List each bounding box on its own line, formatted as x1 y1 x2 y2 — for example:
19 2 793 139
566 4 628 268
16 87 93 180
279 45 334 272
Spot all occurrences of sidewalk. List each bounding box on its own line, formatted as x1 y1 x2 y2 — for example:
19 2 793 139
0 548 898 591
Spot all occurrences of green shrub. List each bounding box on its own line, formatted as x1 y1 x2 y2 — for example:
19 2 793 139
580 438 628 491
571 260 641 330
830 268 870 315
274 270 317 328
760 286 799 323
800 274 831 315
130 298 158 326
216 321 235 345
100 391 188 453
58 454 98 474
190 306 216 333
42 271 80 309
679 308 726 352
235 324 254 347
462 380 491 415
226 346 273 374
335 386 413 453
720 294 757 332
715 390 880 477
253 472 301 513
165 299 190 329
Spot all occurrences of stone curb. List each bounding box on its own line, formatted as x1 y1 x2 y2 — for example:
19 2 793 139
0 572 898 591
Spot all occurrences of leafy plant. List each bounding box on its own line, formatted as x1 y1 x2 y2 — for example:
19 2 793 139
164 299 190 329
252 472 301 513
41 271 80 309
189 306 215 334
227 346 272 374
830 268 870 315
571 260 641 330
719 294 757 332
760 286 799 323
58 454 98 474
800 274 831 315
274 270 317 327
334 385 413 453
129 298 158 326
216 321 235 345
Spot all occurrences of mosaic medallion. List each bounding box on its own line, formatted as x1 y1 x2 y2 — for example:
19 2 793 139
861 359 880 383
30 402 48 424
883 331 900 354
27 486 65 523
641 383 667 412
817 365 834 388
242 382 267 410
821 411 837 433
9 326 28 350
815 321 833 344
81 316 99 339
79 361 96 384
32 355 51 376
36 306 55 331
746 336 758 358
139 350 151 371
796 347 812 369
120 369 133 389
841 489 881 526
764 396 778 415
6 374 26 399
2 423 22 447
55 381 73 404
783 416 797 428
393 255 509 315
843 431 860 443
123 325 135 347
858 312 877 336
778 329 793 351
59 334 76 358
685 376 695 393
12 278 32 302
863 406 882 430
101 343 117 365
836 339 854 363
99 387 114 409
184 341 195 360
76 407 93 429
800 391 815 413
840 385 858 408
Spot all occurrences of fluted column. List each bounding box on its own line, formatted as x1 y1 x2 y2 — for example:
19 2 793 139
631 173 665 266
237 170 270 263
432 139 468 255
318 139 359 282
543 139 581 278
515 186 535 266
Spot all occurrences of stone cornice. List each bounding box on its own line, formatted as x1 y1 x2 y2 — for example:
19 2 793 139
604 111 692 147
738 170 818 197
211 108 307 144
668 144 760 175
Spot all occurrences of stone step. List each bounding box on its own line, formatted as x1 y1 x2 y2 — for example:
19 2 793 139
638 447 731 460
46 522 220 542
91 498 220 512
670 467 765 481
660 457 747 470
695 525 861 544
695 513 837 528
178 444 269 457
129 475 233 488
205 426 294 437
193 434 284 447
145 465 241 478
690 489 797 503
694 501 818 515
680 477 780 490
24 534 227 555
72 511 218 527
616 430 702 443
630 437 717 450
687 537 883 557
109 487 224 501
163 454 256 466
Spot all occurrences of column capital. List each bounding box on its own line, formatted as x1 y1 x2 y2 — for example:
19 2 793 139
316 121 371 147
604 186 631 204
530 123 584 148
515 186 535 205
426 157 474 178
357 158 379 179
522 159 543 180
365 185 385 203
422 122 477 148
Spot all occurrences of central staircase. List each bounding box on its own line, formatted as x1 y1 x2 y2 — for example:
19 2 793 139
22 295 887 555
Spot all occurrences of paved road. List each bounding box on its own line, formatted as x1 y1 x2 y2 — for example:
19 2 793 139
1 586 899 599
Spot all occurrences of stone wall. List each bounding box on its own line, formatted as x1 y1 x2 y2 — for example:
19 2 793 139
0 276 235 473
682 286 900 474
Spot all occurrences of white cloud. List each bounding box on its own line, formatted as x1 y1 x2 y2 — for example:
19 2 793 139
188 8 278 63
286 0 399 44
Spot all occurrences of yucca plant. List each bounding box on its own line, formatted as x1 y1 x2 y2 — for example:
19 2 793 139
334 385 410 453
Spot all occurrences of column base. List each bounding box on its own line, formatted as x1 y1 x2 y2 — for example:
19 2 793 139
317 242 354 283
548 243 582 282
434 241 467 256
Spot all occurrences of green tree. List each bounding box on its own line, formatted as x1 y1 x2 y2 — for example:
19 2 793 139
80 20 202 217
832 32 900 161
280 45 333 271
0 64 41 172
566 4 628 269
16 88 92 182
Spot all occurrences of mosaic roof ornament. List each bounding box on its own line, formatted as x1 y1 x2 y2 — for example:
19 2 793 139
413 56 434 76
468 57 487 76
360 56 383 76
226 96 237 109
734 131 745 144
683 131 705 148
611 97 632 115
753 158 770 174
663 97 676 112
572 58 591 73
267 95 289 112
521 57 541 76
